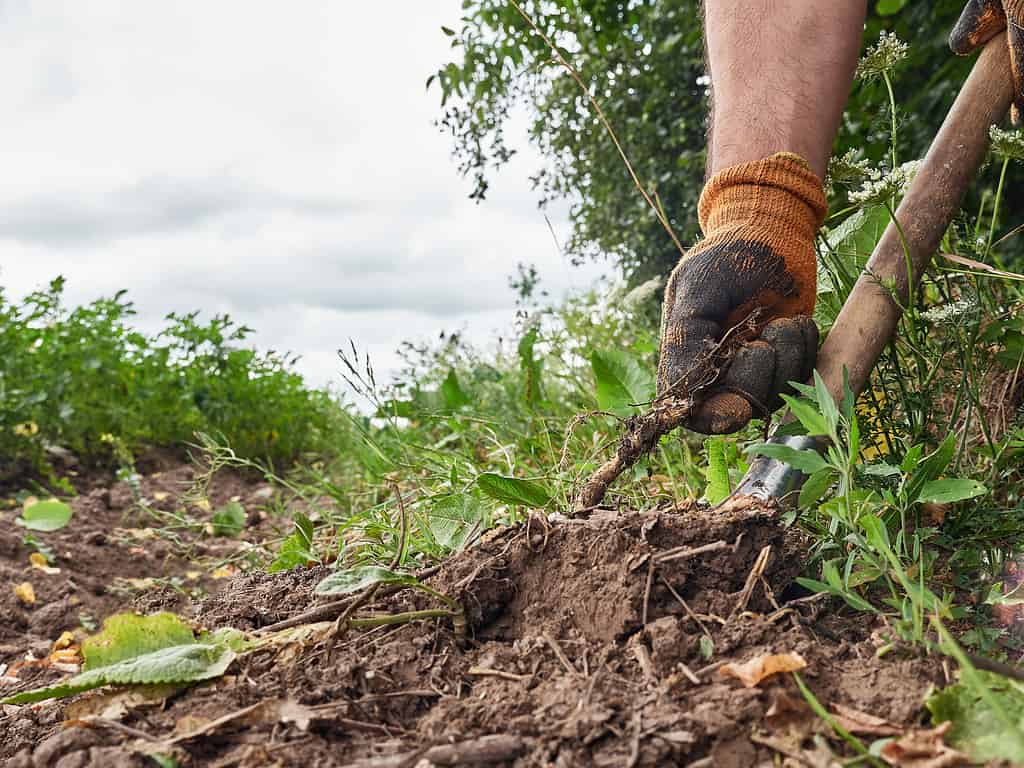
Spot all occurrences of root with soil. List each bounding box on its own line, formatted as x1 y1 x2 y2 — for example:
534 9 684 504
573 312 761 512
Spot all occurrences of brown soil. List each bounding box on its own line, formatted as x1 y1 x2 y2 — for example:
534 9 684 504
0 465 951 768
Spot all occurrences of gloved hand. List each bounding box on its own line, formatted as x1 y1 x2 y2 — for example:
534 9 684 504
657 152 827 434
951 0 1024 123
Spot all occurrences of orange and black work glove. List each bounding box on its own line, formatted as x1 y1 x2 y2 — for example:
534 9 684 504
657 152 827 435
951 0 1024 123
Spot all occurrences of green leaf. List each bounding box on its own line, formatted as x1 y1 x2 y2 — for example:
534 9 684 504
517 326 543 407
904 436 964 504
376 399 418 419
812 370 840 438
798 467 836 508
426 493 482 551
780 394 831 437
267 512 318 573
745 443 829 474
927 674 1024 763
16 499 73 532
794 576 876 613
875 0 908 15
703 437 731 504
918 478 987 505
211 501 246 537
440 370 470 409
476 472 551 508
315 565 419 596
1 612 236 705
590 349 655 416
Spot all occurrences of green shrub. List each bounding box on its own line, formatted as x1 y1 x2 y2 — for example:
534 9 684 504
0 277 335 475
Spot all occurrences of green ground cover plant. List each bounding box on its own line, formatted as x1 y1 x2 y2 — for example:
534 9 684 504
0 277 336 478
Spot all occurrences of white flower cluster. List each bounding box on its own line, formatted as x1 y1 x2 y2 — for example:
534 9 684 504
990 125 1024 162
856 30 909 82
827 149 873 188
920 297 978 325
848 160 922 206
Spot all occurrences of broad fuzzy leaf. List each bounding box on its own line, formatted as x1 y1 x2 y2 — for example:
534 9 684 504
2 612 236 705
17 499 73 532
927 674 1024 763
476 472 551 508
315 565 419 596
426 493 482 551
590 349 655 416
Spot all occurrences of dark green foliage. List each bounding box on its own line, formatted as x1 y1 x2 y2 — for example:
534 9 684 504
0 278 335 475
434 1 1024 284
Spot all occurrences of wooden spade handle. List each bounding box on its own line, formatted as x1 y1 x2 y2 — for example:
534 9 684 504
815 39 1013 403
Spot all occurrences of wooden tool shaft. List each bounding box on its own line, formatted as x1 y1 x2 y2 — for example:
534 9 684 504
815 40 1013 403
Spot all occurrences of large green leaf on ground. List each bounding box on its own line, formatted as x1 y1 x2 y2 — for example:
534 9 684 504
590 349 655 416
476 472 551 508
1 612 239 705
16 499 73 532
315 565 419 596
927 674 1024 763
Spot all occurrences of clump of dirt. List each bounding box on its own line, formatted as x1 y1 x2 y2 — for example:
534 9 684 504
2 497 946 767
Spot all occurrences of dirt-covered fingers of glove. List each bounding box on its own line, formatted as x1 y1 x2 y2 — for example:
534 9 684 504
687 316 818 435
951 0 1024 122
656 239 797 399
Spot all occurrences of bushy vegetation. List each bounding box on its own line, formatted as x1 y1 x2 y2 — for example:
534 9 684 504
0 277 335 479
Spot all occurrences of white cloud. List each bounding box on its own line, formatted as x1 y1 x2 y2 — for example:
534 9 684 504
0 1 606 390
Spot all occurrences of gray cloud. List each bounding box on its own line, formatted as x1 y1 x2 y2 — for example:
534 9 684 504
0 174 356 246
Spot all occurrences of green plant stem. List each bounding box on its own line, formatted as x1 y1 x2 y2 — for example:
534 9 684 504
792 672 883 767
348 608 456 628
987 157 1010 261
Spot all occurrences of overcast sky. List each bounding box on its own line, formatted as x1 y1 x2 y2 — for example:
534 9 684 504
0 1 605 393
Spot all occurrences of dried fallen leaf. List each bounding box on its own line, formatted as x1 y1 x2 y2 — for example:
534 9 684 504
830 703 902 737
65 684 178 721
29 552 61 575
13 582 36 606
48 647 82 667
719 652 807 688
54 631 76 649
880 722 970 767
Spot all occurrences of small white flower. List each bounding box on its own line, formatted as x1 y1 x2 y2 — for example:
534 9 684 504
827 149 873 187
856 30 909 82
920 298 978 325
990 125 1024 162
849 160 921 206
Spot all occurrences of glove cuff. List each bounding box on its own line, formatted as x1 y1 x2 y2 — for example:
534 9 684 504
697 152 827 243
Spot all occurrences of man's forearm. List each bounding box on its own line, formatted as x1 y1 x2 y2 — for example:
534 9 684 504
703 0 867 178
